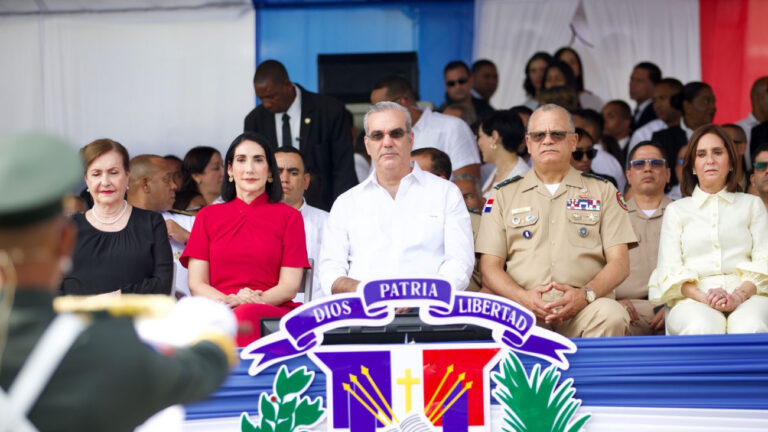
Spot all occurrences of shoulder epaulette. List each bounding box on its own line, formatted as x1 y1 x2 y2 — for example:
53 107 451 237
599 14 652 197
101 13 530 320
54 294 175 318
581 172 609 183
494 175 523 190
169 209 196 217
468 207 481 215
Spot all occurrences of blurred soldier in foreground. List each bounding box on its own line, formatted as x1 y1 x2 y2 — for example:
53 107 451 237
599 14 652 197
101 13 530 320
0 133 237 432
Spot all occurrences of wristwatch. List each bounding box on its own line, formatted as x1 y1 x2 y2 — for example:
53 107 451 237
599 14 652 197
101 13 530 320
583 287 596 304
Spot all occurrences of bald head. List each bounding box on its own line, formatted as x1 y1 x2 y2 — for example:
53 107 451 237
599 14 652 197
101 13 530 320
528 104 575 133
128 155 177 212
253 60 290 86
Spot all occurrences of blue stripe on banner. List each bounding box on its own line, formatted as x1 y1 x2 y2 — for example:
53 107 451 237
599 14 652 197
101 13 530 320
185 334 768 420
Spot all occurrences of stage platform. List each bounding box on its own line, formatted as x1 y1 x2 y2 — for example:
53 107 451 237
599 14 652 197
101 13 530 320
183 333 768 431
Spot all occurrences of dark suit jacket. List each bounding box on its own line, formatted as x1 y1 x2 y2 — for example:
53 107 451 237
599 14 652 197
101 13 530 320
438 96 494 119
750 121 768 159
244 84 357 211
652 125 687 186
634 103 657 130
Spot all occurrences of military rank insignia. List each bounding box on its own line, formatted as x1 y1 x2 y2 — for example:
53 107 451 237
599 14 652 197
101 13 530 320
566 198 601 211
616 192 628 210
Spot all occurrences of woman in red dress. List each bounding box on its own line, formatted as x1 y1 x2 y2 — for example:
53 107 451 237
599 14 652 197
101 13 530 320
181 132 308 346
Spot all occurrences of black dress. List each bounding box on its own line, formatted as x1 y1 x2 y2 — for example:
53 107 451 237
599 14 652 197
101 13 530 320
61 207 173 295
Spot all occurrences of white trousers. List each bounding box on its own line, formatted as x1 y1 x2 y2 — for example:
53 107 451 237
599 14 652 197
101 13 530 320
667 295 768 335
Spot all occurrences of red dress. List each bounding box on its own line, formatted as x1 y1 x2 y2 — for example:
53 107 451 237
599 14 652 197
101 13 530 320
181 194 308 346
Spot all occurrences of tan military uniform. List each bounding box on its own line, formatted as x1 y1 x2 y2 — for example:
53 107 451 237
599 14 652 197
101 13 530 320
466 210 483 292
615 196 672 335
476 167 637 337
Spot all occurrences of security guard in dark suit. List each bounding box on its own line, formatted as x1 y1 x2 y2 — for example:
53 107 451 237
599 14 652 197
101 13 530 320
0 133 237 432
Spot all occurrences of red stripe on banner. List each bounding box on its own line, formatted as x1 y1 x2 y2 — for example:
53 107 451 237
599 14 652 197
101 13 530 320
700 0 768 124
699 0 748 124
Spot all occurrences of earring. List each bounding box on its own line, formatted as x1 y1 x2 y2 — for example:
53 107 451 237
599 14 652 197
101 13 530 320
228 175 233 183
729 167 733 172
267 175 274 183
692 170 697 176
490 143 498 150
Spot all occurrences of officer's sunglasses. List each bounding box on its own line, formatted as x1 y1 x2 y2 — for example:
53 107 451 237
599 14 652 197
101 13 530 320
527 130 572 143
754 161 768 172
572 148 598 160
446 78 469 87
629 158 666 170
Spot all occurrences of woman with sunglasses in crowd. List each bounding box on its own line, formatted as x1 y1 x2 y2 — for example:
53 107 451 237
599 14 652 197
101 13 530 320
570 128 618 189
650 125 768 334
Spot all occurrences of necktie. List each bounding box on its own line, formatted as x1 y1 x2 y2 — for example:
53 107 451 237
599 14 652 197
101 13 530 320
282 113 292 148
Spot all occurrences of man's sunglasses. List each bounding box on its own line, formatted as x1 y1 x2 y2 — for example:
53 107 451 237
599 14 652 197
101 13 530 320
754 161 768 172
572 149 598 160
629 158 666 170
367 128 407 141
446 78 469 87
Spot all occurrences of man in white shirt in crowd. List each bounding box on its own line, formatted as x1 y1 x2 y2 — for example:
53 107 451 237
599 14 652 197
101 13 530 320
736 76 768 169
629 62 662 130
275 146 328 302
601 100 633 153
320 102 474 295
126 154 193 297
370 75 482 180
628 78 683 155
572 109 627 192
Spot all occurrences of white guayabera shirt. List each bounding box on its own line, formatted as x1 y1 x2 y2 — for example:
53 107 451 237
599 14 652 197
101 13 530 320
319 162 474 295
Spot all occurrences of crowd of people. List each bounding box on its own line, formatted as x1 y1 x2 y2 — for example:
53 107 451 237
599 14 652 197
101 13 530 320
7 53 768 344
2 47 768 430
50 55 768 341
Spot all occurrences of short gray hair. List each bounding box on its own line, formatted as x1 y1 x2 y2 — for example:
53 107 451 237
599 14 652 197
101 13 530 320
528 103 575 133
453 173 481 190
363 101 412 136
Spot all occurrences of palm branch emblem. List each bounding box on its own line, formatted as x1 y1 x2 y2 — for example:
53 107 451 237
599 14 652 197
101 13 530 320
491 352 590 432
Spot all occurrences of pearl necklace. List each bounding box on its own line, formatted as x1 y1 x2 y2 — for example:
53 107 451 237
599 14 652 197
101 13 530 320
91 200 128 225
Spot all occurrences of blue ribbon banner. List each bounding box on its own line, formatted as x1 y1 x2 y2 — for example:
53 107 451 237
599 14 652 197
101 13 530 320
241 278 576 375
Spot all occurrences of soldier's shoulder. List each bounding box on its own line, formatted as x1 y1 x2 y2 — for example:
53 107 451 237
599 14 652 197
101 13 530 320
54 294 175 319
494 175 523 190
168 208 196 217
581 172 610 183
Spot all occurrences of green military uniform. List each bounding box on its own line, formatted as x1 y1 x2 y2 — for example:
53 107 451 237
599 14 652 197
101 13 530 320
476 166 637 337
0 290 230 431
0 133 235 431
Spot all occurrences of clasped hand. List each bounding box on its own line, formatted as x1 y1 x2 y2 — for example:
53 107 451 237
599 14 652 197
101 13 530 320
222 288 265 308
520 282 587 324
705 287 742 313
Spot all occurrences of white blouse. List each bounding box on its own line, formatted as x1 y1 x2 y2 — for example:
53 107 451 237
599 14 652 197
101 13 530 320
481 157 530 199
649 186 768 307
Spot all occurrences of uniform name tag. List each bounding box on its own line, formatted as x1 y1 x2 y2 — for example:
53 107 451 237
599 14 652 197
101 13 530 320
566 199 600 211
509 206 531 215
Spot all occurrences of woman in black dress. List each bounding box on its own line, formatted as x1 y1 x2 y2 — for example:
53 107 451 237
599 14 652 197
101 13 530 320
61 138 172 295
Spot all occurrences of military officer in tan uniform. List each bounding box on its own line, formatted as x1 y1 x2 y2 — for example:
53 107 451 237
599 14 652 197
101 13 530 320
616 141 672 335
476 104 636 337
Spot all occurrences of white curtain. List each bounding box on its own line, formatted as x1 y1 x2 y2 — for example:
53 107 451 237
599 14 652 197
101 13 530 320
0 7 254 158
474 0 700 110
473 0 580 109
